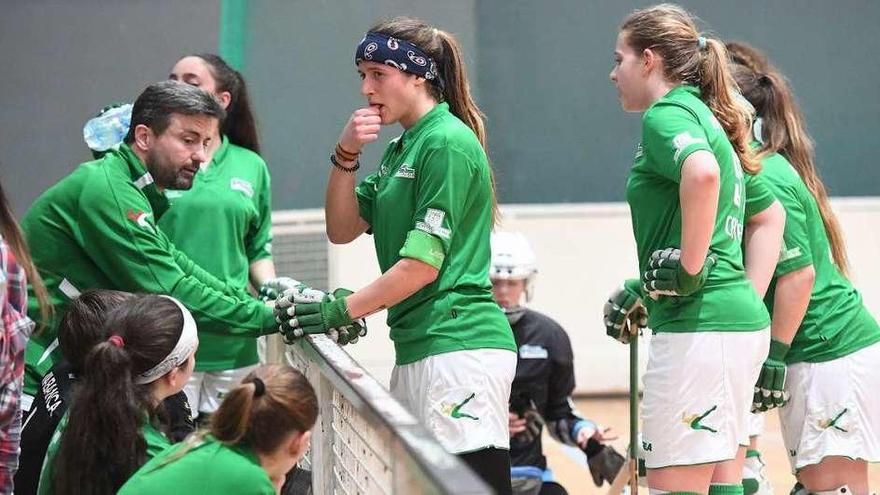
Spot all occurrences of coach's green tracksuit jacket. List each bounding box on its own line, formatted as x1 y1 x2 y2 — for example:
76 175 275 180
21 144 276 395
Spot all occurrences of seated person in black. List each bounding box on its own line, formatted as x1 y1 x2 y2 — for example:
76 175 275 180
490 232 625 495
15 290 194 495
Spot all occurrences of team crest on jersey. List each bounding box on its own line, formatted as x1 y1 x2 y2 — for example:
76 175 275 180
126 209 155 234
230 177 254 198
395 163 415 179
416 208 451 239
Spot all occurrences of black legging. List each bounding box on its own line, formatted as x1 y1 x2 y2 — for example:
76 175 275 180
459 448 513 495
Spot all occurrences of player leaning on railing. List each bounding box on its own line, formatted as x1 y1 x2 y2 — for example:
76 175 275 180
273 16 517 494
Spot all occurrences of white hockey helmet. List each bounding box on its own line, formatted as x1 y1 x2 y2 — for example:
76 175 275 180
490 231 537 301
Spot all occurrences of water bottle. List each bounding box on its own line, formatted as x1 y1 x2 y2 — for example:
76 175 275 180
83 103 133 153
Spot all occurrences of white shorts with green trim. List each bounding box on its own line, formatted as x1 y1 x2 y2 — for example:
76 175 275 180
779 341 880 473
748 411 765 438
641 328 769 468
184 364 258 417
390 348 517 454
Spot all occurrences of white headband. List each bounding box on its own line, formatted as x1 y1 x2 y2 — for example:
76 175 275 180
134 296 199 385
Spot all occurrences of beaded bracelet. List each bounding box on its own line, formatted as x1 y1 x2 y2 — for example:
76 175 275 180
330 153 360 173
335 142 360 162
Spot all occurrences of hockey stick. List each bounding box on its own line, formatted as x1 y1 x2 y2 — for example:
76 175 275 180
607 317 640 494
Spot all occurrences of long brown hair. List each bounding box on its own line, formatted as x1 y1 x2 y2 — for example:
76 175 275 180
191 53 261 154
211 365 317 451
728 41 850 275
368 17 499 223
621 4 760 175
0 178 51 325
52 295 186 495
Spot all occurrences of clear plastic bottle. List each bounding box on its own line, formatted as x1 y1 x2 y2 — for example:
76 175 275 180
83 103 132 153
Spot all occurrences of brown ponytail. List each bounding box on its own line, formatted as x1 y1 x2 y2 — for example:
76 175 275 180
210 365 317 455
368 17 500 224
620 4 760 176
729 42 850 275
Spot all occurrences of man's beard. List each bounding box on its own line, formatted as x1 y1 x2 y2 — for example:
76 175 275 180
146 149 197 190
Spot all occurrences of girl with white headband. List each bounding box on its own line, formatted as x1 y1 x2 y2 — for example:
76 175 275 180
37 294 199 495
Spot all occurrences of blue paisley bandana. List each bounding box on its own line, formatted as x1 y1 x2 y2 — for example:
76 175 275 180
355 32 441 86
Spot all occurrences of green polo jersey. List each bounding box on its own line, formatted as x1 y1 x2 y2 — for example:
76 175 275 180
626 85 770 333
38 412 171 495
750 151 880 363
159 137 272 371
21 144 276 395
119 436 275 495
355 103 515 364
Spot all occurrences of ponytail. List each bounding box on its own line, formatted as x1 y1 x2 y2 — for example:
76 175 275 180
368 18 500 224
192 53 261 154
729 44 850 274
621 4 759 177
53 341 150 494
210 365 317 454
50 296 186 494
698 38 761 175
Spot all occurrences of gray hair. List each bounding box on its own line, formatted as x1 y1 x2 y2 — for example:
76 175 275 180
124 80 225 143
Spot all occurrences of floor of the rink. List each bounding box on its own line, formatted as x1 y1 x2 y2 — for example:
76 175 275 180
539 397 880 494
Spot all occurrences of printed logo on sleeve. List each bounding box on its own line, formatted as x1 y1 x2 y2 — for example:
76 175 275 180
230 178 254 198
415 208 451 239
672 131 706 162
634 143 644 160
126 209 155 234
779 241 803 263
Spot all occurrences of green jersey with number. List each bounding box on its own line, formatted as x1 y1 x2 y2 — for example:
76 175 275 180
626 85 770 333
38 412 171 495
159 137 273 372
355 103 515 364
118 436 275 495
752 151 880 363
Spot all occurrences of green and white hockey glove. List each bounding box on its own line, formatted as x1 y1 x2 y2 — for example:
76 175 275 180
642 247 717 298
603 279 648 344
259 277 310 302
752 340 790 412
275 287 356 344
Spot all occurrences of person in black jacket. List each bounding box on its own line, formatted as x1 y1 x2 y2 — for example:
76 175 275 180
490 232 624 495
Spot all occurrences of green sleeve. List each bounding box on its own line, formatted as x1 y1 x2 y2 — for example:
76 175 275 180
744 173 777 219
642 102 713 182
398 145 475 269
77 180 276 336
355 173 379 226
774 184 814 276
245 162 273 262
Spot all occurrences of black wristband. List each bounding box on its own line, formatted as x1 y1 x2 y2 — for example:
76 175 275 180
330 153 360 173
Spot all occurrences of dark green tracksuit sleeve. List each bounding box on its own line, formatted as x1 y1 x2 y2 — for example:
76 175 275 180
78 179 276 336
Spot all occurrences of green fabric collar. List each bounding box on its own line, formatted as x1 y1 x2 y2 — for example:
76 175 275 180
399 102 449 150
116 144 170 218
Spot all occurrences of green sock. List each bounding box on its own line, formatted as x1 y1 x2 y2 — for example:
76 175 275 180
709 484 745 495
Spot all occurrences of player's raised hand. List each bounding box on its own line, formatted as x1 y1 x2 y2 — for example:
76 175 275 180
339 107 381 155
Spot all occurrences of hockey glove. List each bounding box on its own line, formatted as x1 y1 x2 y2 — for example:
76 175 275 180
275 288 355 344
752 340 790 412
259 277 311 302
604 278 648 344
642 247 717 298
585 443 626 487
